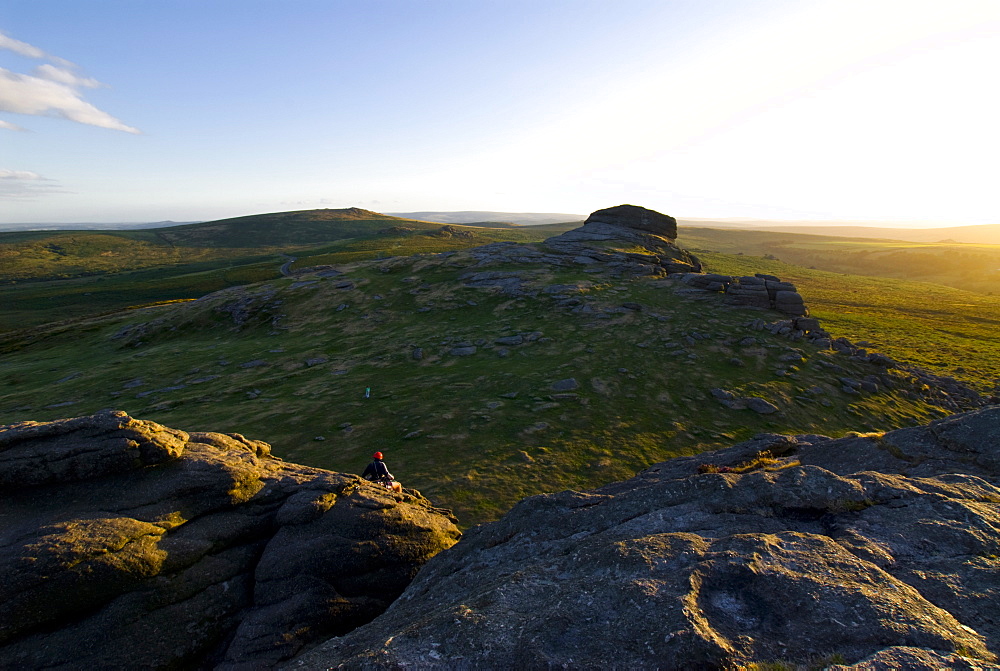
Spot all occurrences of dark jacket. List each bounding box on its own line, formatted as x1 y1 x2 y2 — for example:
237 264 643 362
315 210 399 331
362 459 393 482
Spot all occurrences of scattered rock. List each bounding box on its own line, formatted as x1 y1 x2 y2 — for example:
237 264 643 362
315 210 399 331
521 422 549 434
746 397 779 414
550 378 579 392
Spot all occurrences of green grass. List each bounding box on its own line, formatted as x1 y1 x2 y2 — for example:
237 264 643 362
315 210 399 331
678 227 1000 294
3 216 997 527
0 211 575 332
698 252 1000 391
0 246 973 527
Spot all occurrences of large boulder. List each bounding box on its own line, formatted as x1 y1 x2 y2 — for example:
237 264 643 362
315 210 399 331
583 203 678 239
724 274 809 316
543 204 698 273
0 410 460 670
291 407 1000 669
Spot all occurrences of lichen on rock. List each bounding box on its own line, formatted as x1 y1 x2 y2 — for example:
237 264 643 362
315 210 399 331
291 407 1000 670
0 411 460 670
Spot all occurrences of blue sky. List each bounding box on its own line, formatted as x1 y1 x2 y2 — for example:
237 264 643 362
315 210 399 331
2 0 998 225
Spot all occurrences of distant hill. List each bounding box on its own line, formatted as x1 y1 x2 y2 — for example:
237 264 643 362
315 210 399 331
389 211 586 226
752 224 1000 245
679 218 1000 245
152 207 453 247
0 221 200 232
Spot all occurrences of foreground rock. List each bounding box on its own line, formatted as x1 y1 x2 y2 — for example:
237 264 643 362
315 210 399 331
0 410 460 670
292 407 1000 669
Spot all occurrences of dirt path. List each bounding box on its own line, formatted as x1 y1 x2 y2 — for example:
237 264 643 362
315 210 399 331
279 254 297 276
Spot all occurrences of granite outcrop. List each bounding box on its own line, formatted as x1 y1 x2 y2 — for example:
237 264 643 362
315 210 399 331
0 410 460 670
542 203 700 274
292 407 1000 670
681 272 809 316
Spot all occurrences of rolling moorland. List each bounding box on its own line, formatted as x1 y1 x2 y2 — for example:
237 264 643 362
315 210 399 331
678 227 1000 295
0 209 578 331
2 207 999 526
679 218 1000 245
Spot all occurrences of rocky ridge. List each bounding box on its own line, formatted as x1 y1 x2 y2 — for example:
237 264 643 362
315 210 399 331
0 410 460 669
292 406 1000 669
450 205 981 416
460 203 702 280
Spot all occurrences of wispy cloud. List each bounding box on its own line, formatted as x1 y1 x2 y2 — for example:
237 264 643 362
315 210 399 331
33 63 103 89
0 169 68 199
0 30 139 133
0 119 25 131
0 32 50 60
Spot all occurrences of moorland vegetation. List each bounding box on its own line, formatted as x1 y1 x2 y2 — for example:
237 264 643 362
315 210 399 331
2 207 998 526
678 227 1000 294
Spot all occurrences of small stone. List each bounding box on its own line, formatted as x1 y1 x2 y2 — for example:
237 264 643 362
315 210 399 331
551 378 580 392
495 335 523 346
746 397 779 414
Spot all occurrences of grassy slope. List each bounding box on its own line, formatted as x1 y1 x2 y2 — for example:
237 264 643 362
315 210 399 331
1 246 988 528
154 207 443 247
697 252 1000 391
678 227 1000 294
0 211 576 331
0 208 442 281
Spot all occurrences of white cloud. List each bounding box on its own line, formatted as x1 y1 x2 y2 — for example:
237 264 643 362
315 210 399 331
0 119 25 131
0 31 49 60
0 169 43 179
0 67 140 133
0 169 67 199
34 63 103 89
0 30 138 133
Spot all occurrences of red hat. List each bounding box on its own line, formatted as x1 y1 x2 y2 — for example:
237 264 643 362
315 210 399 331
373 451 383 459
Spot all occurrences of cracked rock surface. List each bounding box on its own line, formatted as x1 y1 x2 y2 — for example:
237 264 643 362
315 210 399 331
0 410 460 670
291 407 1000 670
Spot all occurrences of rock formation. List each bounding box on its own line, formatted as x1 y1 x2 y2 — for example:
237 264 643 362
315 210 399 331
681 272 809 316
543 203 700 273
0 410 460 670
581 203 679 238
461 205 813 318
292 407 1000 670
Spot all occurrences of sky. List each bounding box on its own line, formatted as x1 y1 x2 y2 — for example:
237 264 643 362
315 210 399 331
1 0 999 225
